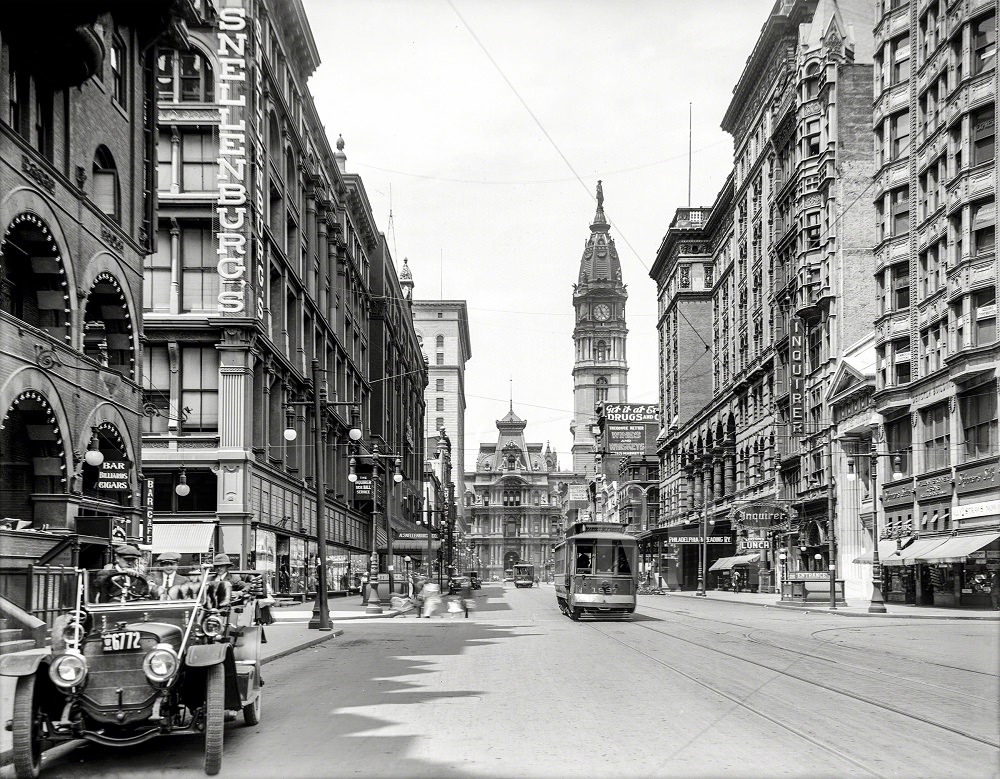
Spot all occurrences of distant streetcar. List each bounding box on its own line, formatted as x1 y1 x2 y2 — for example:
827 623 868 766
554 521 638 620
513 562 535 588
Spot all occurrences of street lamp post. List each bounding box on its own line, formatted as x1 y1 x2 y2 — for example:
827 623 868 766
827 436 838 610
284 359 362 631
695 513 714 597
349 444 403 614
866 442 887 613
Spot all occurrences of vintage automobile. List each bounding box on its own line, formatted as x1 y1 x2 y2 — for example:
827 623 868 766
1 565 267 777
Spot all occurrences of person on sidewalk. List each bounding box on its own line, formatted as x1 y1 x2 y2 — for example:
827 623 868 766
421 582 442 617
459 577 473 618
991 570 1000 611
732 570 742 594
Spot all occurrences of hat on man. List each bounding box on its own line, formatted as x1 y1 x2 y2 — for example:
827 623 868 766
212 553 233 566
156 552 181 563
116 544 141 559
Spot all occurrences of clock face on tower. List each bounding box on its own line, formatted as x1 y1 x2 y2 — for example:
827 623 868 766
593 304 611 321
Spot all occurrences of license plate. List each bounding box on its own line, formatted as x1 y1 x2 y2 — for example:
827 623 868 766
102 631 142 652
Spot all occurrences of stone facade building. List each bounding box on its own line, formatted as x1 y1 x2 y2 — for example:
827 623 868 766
142 0 426 597
0 2 198 570
465 408 583 582
651 0 880 598
412 297 471 529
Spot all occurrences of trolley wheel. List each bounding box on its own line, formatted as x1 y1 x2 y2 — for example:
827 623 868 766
12 674 44 779
204 664 225 775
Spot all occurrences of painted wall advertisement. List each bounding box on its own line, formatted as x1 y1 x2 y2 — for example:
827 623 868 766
603 403 659 456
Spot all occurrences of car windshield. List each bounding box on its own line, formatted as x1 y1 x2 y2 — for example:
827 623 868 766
82 564 208 605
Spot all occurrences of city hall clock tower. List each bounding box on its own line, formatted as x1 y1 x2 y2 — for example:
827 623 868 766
571 181 628 473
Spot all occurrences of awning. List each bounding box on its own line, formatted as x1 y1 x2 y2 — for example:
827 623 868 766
390 538 441 555
144 522 216 554
915 532 1000 564
852 539 899 564
887 536 951 566
708 554 759 572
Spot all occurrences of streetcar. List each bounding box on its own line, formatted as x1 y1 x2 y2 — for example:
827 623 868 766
513 563 535 588
554 521 638 620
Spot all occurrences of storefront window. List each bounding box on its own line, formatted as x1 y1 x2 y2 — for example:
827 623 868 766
289 537 306 594
253 528 276 596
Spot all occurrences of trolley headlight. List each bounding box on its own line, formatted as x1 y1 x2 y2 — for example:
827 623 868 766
201 613 225 639
49 651 88 689
142 644 179 685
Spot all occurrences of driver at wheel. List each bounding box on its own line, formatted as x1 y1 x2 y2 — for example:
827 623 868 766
93 545 150 602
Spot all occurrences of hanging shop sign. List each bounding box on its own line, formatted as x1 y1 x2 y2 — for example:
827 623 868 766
216 0 265 321
96 460 131 491
352 476 374 500
788 318 805 434
141 478 154 545
568 484 589 502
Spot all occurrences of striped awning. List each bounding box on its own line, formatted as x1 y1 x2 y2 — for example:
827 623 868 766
144 522 215 554
915 532 999 563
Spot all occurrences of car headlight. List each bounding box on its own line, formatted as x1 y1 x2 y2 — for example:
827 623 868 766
201 613 225 639
142 644 179 684
49 651 88 689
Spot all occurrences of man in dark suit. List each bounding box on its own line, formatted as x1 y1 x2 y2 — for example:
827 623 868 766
93 545 150 602
149 552 188 599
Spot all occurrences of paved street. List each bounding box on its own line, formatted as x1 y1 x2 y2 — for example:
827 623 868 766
14 583 998 779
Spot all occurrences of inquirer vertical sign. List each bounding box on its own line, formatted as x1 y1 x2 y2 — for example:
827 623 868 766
216 0 264 320
788 318 804 434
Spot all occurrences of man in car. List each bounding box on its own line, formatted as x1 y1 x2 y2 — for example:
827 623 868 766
149 551 188 599
205 553 246 608
94 545 150 602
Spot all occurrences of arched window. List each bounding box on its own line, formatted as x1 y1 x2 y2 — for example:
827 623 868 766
436 334 445 348
268 112 281 165
156 49 214 102
595 340 607 362
595 376 608 402
92 146 120 221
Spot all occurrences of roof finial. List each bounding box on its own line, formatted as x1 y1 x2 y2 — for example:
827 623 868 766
596 179 604 209
509 376 513 412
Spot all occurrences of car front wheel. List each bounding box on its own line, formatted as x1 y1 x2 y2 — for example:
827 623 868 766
12 674 45 779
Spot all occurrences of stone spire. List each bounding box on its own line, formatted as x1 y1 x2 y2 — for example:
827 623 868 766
399 257 414 301
578 180 622 284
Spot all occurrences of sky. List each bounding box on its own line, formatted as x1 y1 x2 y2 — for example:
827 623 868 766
302 0 776 467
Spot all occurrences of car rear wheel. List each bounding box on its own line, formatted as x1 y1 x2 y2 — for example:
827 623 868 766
243 689 262 726
12 674 43 779
204 664 225 775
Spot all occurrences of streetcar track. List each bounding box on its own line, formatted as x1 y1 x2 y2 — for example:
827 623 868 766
591 617 998 751
584 621 890 779
640 600 999 692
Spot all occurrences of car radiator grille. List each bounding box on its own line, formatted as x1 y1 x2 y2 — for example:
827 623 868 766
81 636 160 709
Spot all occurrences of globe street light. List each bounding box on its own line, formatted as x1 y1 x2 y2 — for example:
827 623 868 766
284 359 363 630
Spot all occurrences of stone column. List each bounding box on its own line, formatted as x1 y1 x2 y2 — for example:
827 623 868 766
169 219 181 315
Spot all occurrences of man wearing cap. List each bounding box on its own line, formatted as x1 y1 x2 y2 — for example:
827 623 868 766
149 552 188 599
93 545 150 602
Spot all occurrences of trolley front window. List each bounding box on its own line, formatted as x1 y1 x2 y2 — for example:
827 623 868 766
575 541 633 575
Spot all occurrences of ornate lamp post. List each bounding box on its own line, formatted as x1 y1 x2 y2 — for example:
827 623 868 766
349 445 403 614
284 359 362 630
695 512 715 597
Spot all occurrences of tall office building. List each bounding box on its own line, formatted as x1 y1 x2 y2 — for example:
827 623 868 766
142 0 425 596
412 296 471 526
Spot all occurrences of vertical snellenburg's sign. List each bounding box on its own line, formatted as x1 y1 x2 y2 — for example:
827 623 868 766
217 0 264 320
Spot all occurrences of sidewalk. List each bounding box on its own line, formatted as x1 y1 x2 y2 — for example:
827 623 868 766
644 587 1000 620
